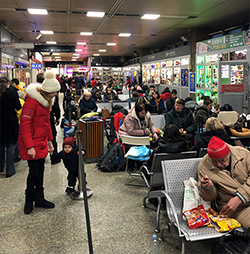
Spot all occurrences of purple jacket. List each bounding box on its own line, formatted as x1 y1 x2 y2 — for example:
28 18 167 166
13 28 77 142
118 108 157 137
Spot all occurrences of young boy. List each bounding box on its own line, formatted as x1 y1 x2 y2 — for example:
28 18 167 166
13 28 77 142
51 137 87 195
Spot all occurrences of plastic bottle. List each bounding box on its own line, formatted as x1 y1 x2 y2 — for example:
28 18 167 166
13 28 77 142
149 234 160 254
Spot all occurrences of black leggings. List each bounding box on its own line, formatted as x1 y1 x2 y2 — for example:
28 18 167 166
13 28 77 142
27 158 45 191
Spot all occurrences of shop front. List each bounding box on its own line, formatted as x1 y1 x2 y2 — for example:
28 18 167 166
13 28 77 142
196 30 250 113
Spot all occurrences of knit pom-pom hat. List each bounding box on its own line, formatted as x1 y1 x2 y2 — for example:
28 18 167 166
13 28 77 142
41 71 60 93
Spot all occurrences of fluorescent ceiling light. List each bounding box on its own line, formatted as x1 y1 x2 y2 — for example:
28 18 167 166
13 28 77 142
141 14 160 20
87 11 105 17
53 53 60 55
54 57 61 58
28 8 48 15
98 49 106 52
93 54 100 56
73 53 80 56
41 30 54 34
71 59 77 61
46 41 57 44
80 32 93 36
107 43 116 46
77 42 86 45
72 56 79 58
118 33 131 37
75 49 82 52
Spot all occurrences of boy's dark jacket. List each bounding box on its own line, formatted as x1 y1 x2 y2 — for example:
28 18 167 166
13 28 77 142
52 145 86 175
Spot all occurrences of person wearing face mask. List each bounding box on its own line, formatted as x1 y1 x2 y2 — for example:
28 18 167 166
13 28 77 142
19 71 60 215
198 136 250 230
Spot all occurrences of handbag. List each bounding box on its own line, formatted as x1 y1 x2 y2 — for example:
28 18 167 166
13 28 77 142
102 108 111 119
182 177 211 219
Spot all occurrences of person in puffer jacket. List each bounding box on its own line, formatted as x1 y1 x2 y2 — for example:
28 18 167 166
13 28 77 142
19 71 60 215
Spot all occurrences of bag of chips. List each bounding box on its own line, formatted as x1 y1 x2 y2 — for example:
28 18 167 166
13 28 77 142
183 204 210 229
208 215 241 232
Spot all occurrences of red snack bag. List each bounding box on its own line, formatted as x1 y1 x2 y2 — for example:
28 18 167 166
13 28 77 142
183 205 210 229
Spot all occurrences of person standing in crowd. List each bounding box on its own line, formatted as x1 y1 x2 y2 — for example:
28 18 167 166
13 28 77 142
19 71 60 215
0 77 21 177
79 91 97 116
166 89 177 111
75 73 85 91
165 98 196 144
11 78 26 96
91 77 97 88
150 91 166 114
198 136 250 229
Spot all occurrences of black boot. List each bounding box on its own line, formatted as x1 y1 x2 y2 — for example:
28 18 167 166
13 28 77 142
34 188 55 209
24 189 34 214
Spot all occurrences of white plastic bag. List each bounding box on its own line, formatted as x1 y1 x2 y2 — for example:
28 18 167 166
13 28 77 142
182 177 210 220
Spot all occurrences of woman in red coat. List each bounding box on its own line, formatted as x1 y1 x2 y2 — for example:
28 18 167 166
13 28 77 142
19 71 60 214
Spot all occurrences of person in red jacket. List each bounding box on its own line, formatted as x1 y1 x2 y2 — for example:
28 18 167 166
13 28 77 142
90 77 97 88
19 71 60 215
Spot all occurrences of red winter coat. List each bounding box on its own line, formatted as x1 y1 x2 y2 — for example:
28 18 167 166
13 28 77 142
160 92 171 101
18 83 53 160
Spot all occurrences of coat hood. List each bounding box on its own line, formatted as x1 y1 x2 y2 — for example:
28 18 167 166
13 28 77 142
25 83 50 108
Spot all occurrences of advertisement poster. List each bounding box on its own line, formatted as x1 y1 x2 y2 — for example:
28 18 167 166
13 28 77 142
189 73 196 92
196 29 250 54
181 69 188 86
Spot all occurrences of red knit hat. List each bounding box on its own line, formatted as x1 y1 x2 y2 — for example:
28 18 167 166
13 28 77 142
207 136 230 159
63 137 75 149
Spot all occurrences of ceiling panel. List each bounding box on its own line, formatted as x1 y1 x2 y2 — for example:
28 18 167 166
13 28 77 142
0 0 249 59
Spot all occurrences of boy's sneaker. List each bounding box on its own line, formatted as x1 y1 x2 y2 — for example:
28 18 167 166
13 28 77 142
65 187 75 195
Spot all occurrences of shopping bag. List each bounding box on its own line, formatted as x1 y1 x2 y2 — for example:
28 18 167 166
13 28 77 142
182 177 210 220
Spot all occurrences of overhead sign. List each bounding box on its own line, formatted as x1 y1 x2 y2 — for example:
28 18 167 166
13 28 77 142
31 45 75 53
31 63 43 69
0 43 34 49
196 29 250 54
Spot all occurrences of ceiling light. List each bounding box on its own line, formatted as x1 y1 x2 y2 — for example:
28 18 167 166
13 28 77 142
28 9 48 15
41 30 54 34
46 41 57 44
71 59 77 61
77 42 86 45
118 33 131 37
93 54 100 56
107 43 116 46
87 11 105 17
54 57 61 58
141 14 160 20
53 53 60 55
80 32 93 36
73 54 80 56
98 49 106 52
75 49 82 52
72 56 79 58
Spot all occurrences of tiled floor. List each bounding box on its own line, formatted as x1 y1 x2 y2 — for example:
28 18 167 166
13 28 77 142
0 92 216 254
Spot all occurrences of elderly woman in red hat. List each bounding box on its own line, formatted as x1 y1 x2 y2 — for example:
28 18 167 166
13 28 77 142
198 136 250 229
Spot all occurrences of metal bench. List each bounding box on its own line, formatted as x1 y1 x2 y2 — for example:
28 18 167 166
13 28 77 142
160 158 223 254
142 151 197 233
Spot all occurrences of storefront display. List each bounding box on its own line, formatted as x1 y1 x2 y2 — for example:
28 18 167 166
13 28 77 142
91 67 122 82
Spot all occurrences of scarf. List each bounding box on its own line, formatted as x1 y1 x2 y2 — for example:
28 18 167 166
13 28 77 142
154 98 161 111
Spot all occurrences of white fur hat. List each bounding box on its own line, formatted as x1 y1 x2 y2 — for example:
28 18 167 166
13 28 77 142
41 71 60 93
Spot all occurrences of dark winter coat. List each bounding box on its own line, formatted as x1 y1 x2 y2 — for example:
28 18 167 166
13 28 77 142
18 83 53 160
104 91 120 102
190 129 234 152
195 105 217 129
147 138 187 169
165 108 197 135
150 98 166 114
0 87 21 145
50 95 60 138
166 96 177 111
79 97 97 116
52 145 86 175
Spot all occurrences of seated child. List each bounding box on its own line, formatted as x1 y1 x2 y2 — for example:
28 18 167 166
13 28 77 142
51 137 87 195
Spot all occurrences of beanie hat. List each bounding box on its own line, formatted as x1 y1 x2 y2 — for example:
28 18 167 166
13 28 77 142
63 137 75 149
41 71 60 93
207 136 230 159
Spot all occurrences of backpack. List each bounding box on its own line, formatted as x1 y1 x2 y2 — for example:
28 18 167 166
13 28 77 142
211 228 250 254
97 143 125 172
